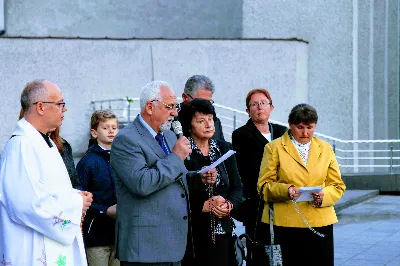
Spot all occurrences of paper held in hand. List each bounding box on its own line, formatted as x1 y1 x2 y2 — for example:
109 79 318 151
295 186 323 202
197 150 236 174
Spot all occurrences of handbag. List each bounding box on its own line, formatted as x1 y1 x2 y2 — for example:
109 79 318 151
264 205 283 266
232 227 246 266
238 183 283 266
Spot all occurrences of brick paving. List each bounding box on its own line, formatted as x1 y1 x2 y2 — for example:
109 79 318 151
235 192 400 266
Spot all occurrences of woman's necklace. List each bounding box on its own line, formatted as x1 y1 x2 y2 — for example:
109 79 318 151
208 184 216 244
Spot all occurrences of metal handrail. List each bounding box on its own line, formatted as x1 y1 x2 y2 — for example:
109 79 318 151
340 165 400 168
335 149 400 152
91 98 400 173
215 103 400 144
336 156 400 160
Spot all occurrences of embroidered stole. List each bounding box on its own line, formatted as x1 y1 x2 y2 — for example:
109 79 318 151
43 146 75 265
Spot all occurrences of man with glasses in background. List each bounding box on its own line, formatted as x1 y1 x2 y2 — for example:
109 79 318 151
0 79 93 265
177 75 225 141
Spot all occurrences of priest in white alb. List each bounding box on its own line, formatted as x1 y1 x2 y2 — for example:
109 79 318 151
0 80 93 265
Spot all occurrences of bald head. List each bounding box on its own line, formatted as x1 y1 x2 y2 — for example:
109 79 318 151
20 79 51 112
21 79 66 133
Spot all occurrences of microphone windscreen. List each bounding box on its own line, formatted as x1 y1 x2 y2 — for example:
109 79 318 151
172 120 190 160
171 121 183 137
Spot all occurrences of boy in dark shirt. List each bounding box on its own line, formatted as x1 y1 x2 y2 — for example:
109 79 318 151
77 110 119 266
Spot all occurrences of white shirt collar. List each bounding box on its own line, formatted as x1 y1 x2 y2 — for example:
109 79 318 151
289 131 311 165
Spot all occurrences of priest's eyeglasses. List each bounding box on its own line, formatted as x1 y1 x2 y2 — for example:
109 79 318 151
33 101 66 109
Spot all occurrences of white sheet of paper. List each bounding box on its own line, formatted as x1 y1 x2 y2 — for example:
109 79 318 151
296 186 323 202
197 150 236 174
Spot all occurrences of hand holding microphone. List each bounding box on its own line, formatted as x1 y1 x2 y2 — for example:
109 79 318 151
171 121 192 160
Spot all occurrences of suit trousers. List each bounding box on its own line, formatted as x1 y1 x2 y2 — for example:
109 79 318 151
120 262 181 266
86 245 120 266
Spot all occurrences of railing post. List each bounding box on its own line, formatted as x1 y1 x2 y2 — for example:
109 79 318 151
233 111 236 130
128 101 131 123
390 146 393 174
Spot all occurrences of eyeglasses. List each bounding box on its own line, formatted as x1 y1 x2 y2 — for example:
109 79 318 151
185 93 215 105
248 101 272 108
33 101 66 109
151 100 179 111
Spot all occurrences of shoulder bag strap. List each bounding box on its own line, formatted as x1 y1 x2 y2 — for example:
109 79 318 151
269 123 274 140
256 183 277 245
254 182 267 242
269 203 276 245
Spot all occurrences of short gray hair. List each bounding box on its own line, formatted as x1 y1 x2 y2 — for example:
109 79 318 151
20 80 49 111
184 75 215 96
140 80 172 111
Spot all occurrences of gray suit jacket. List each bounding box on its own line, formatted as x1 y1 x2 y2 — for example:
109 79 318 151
110 116 191 263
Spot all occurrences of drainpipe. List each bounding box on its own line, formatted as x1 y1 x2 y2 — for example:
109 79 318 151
0 0 5 36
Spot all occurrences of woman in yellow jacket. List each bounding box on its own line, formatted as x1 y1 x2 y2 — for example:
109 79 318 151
257 103 346 266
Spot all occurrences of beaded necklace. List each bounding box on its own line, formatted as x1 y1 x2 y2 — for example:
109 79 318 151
81 213 84 236
208 184 216 244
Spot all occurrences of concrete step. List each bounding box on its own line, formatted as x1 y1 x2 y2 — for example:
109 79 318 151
342 173 399 192
334 189 379 212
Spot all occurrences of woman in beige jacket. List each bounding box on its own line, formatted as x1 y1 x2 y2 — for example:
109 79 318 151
257 103 346 266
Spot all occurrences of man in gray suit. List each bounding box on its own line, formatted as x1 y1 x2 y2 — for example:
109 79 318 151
110 81 216 266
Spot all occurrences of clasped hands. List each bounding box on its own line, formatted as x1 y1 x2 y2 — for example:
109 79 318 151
288 186 324 207
79 191 93 212
80 192 117 220
202 195 233 218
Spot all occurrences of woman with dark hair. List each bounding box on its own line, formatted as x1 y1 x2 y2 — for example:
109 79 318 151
50 127 81 189
257 103 346 266
179 98 243 266
18 109 81 189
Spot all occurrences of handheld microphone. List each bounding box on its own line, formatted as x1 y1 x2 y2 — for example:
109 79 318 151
172 121 190 160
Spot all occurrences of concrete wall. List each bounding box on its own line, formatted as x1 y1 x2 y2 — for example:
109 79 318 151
0 0 4 34
242 0 399 141
0 0 399 168
0 39 307 153
4 0 243 38
387 0 400 140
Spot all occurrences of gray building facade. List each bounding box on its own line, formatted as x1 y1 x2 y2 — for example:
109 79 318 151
0 0 399 157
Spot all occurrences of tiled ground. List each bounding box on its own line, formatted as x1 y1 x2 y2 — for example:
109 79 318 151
334 196 400 266
235 194 400 266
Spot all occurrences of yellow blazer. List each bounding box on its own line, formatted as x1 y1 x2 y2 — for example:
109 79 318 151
257 131 346 228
